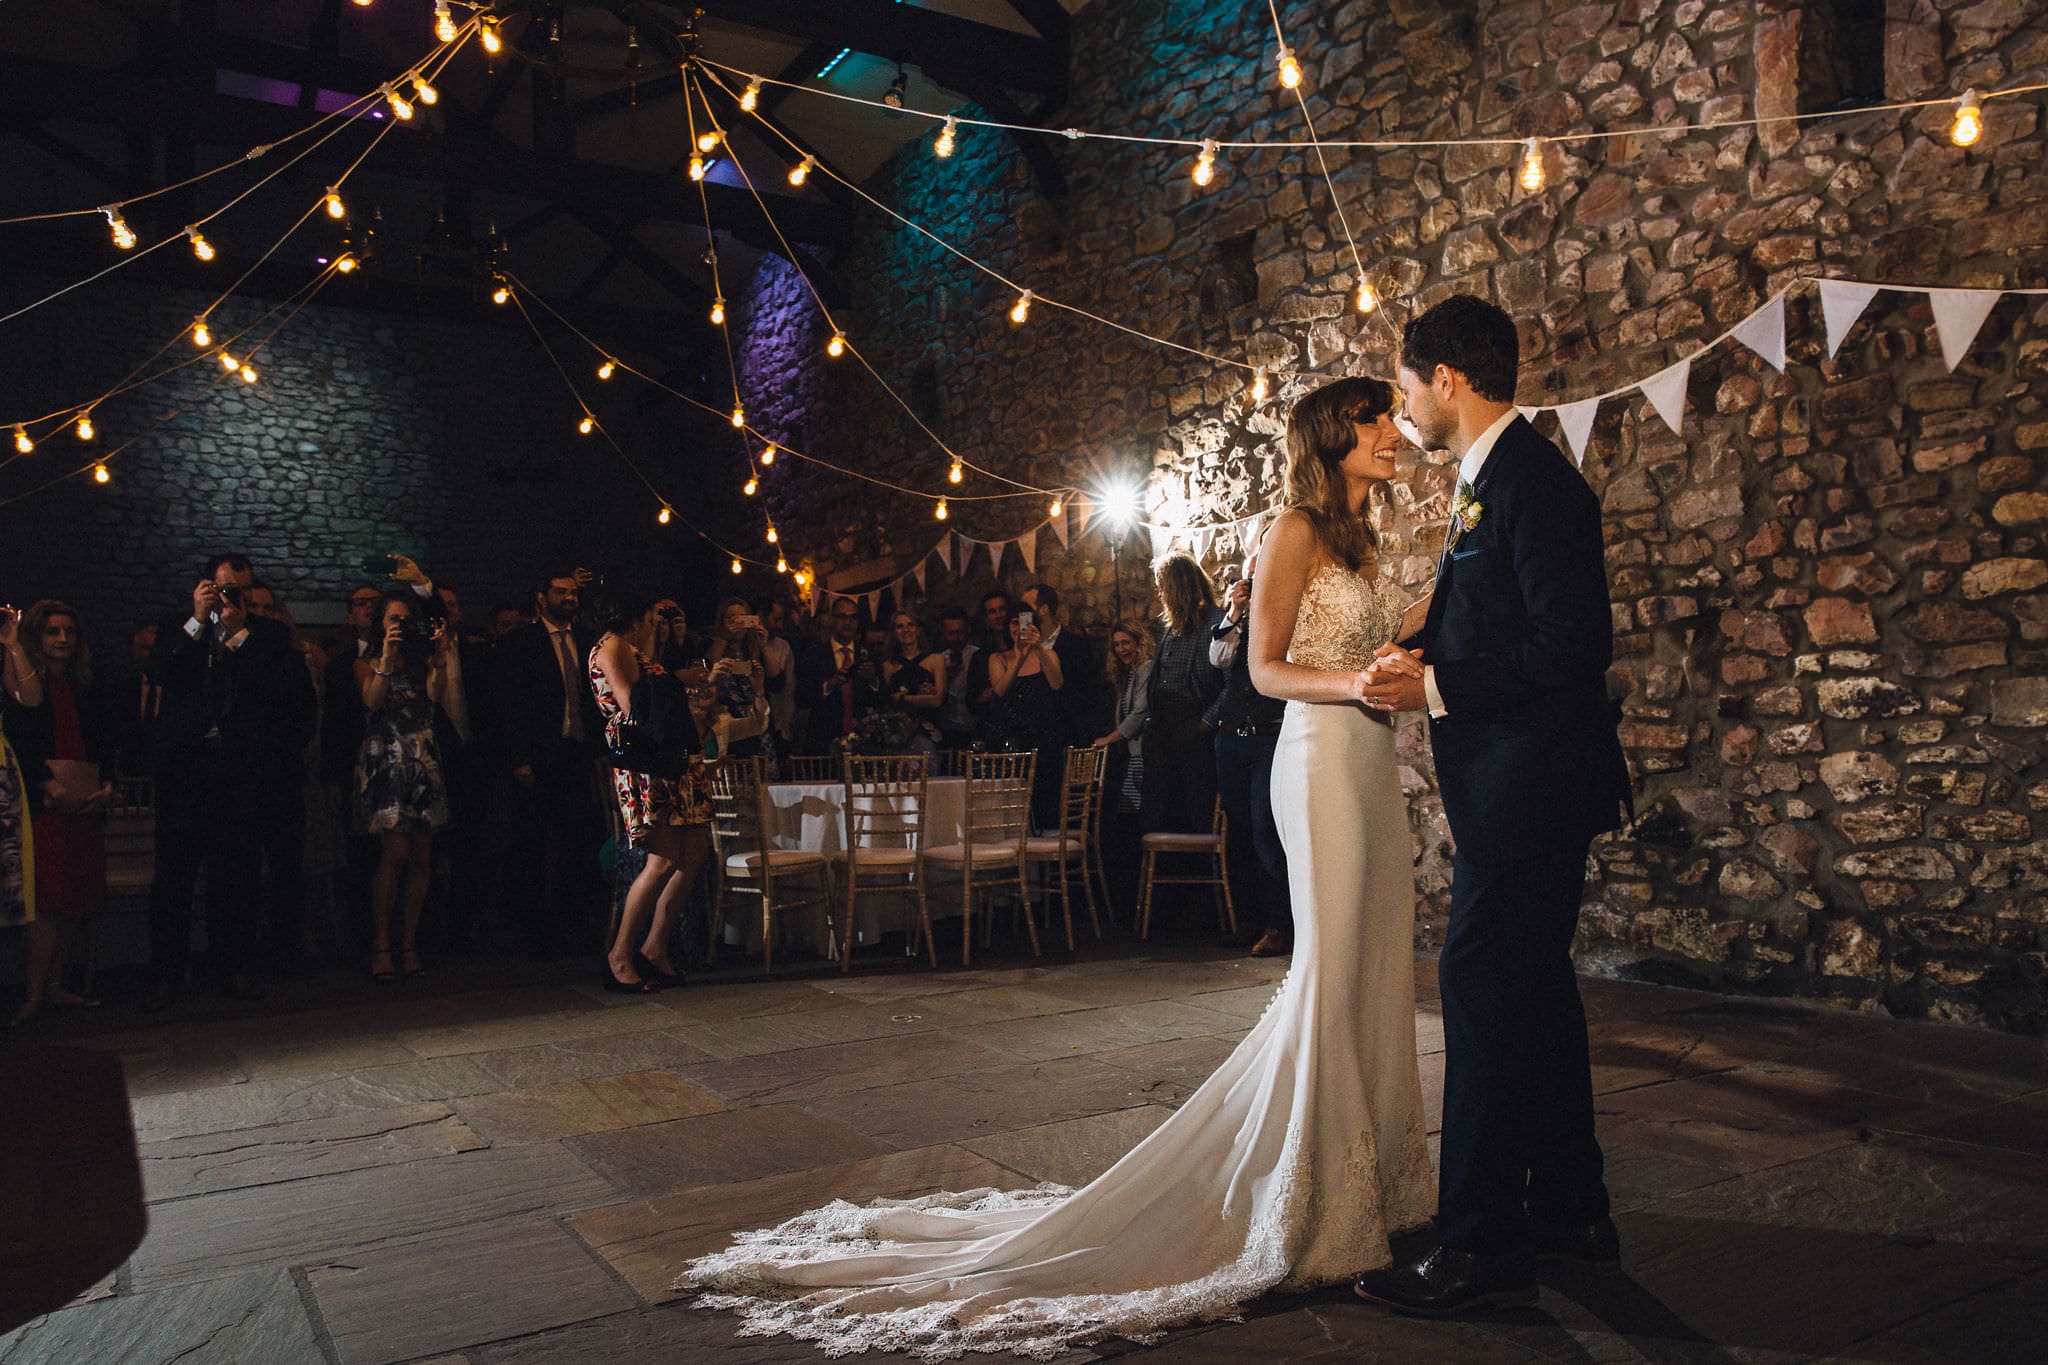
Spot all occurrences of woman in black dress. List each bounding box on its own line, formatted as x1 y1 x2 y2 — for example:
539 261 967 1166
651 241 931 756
1140 553 1225 834
988 609 1066 829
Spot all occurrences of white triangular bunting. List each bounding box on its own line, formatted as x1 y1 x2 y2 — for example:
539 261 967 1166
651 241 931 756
988 539 1005 576
1819 280 1881 359
1927 287 2002 372
865 591 882 621
1639 358 1690 436
1018 532 1037 573
1731 293 1787 372
1050 507 1070 548
1516 405 1540 424
1557 397 1599 465
1189 526 1213 564
937 535 953 574
911 561 926 592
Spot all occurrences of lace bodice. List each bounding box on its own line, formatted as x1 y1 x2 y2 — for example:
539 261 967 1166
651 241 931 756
1287 565 1406 672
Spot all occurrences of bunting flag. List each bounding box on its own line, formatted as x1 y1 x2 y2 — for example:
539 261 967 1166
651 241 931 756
911 560 926 592
1049 505 1070 548
988 538 1005 576
1731 292 1788 371
1017 529 1037 573
866 590 883 621
936 535 953 574
1557 396 1600 464
1638 358 1691 435
1516 405 1541 424
1927 288 2002 372
1188 525 1214 564
1820 280 1882 359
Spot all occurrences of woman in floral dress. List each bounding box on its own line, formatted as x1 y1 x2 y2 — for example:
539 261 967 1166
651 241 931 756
589 589 712 991
353 590 450 983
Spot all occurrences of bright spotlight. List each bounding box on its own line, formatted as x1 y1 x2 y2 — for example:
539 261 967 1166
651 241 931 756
1095 479 1143 531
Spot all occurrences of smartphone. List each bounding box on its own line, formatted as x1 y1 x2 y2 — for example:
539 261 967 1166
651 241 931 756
359 553 399 578
1015 610 1035 629
735 614 762 633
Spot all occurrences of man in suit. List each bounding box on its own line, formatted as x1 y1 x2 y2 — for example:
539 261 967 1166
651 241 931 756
491 566 607 956
795 598 869 755
1354 295 1633 1315
141 553 317 1009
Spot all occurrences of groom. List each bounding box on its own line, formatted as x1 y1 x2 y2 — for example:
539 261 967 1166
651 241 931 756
1353 295 1633 1315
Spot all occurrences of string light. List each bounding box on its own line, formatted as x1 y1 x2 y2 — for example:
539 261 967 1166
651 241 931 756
658 505 673 525
480 17 503 54
688 154 708 181
697 130 723 153
433 0 457 43
947 460 964 484
1192 139 1217 187
730 557 743 575
934 115 957 158
191 317 212 347
760 443 777 465
743 475 759 496
183 226 215 260
740 79 761 112
1277 45 1302 90
1518 137 1546 193
1250 367 1270 402
934 497 949 520
324 186 346 219
596 358 616 380
710 295 726 325
766 525 779 544
93 463 111 484
1048 496 1063 517
75 412 95 441
788 155 815 187
776 556 789 574
102 207 135 250
12 424 32 455
492 283 510 305
219 351 240 371
793 568 811 588
335 252 358 273
730 404 745 428
239 363 259 384
578 414 595 434
826 329 845 357
412 76 439 106
385 86 415 120
1951 89 1983 146
1009 289 1033 325
1355 279 1377 314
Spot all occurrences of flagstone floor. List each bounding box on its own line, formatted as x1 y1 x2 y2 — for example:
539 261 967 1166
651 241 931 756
3 938 2045 1364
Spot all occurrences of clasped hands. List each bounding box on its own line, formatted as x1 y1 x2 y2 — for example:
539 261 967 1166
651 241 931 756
1352 643 1425 713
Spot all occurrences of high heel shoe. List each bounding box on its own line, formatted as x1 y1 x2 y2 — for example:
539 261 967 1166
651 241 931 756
369 950 397 985
601 964 655 994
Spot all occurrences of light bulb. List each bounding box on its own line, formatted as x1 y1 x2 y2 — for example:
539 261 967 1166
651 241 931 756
480 18 503 53
103 208 135 250
1251 367 1269 402
741 79 761 112
688 154 707 181
1009 289 1033 325
948 460 963 484
794 569 810 587
184 227 215 261
1518 137 1545 193
826 330 845 357
788 155 814 187
1277 45 1302 90
766 526 779 544
697 130 722 153
93 463 111 484
240 364 258 384
1951 89 1983 146
492 284 510 305
658 505 673 525
12 424 32 455
760 444 777 465
730 404 746 429
192 318 212 347
325 187 345 219
219 351 239 371
335 253 358 273
934 498 949 520
935 115 956 158
1355 279 1377 314
743 475 759 496
75 413 95 441
413 76 439 106
597 359 615 380
1192 139 1217 187
386 87 414 120
1048 496 1063 517
710 297 726 325
578 415 595 435
351 0 371 7
433 1 456 42
730 558 743 575
776 556 788 574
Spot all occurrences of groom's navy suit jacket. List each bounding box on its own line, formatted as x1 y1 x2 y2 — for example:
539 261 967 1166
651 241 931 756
1405 416 1632 864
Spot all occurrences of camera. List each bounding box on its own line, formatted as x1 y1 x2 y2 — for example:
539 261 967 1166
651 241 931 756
735 614 762 634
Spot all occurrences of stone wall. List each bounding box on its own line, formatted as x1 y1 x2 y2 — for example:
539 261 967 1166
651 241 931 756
0 277 728 647
734 0 2048 1029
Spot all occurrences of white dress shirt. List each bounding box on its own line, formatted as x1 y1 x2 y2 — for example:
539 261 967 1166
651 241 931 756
1425 407 1520 719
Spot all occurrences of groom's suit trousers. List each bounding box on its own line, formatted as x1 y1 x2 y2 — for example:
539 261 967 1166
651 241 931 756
1435 843 1610 1255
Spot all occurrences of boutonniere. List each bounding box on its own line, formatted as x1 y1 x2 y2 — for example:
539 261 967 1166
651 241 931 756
1447 479 1485 551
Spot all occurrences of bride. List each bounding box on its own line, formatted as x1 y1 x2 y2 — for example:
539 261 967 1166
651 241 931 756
676 376 1436 1359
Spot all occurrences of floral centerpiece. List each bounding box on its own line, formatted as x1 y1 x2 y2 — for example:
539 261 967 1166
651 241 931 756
840 707 939 756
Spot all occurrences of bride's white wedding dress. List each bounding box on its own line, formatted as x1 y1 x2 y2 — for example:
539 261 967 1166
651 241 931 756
676 564 1434 1360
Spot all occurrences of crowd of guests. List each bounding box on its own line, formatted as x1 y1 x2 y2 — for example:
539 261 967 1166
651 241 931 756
0 550 1297 1018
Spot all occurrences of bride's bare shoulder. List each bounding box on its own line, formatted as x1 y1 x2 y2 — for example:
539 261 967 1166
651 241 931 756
1262 508 1319 562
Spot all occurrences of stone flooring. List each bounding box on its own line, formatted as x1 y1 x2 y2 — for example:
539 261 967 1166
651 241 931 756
3 940 2046 1364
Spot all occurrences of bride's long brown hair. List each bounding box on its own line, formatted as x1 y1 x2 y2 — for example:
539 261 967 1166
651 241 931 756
1283 377 1395 573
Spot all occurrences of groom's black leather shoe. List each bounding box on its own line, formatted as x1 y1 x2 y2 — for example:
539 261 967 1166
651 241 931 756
1530 1216 1622 1271
1353 1244 1537 1316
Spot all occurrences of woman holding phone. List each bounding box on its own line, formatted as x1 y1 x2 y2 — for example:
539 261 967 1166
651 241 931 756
988 606 1066 828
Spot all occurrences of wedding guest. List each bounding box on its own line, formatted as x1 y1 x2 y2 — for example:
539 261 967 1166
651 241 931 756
320 581 387 940
935 607 980 749
1141 553 1225 836
1208 560 1292 956
882 612 947 719
965 591 1015 746
651 598 702 674
142 553 316 1009
760 599 799 754
1021 583 1102 743
796 600 871 754
1093 621 1155 911
707 597 775 760
432 584 493 952
0 625 31 1002
4 601 115 1022
108 622 157 773
988 605 1066 828
588 589 713 990
354 589 451 982
487 602 529 639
